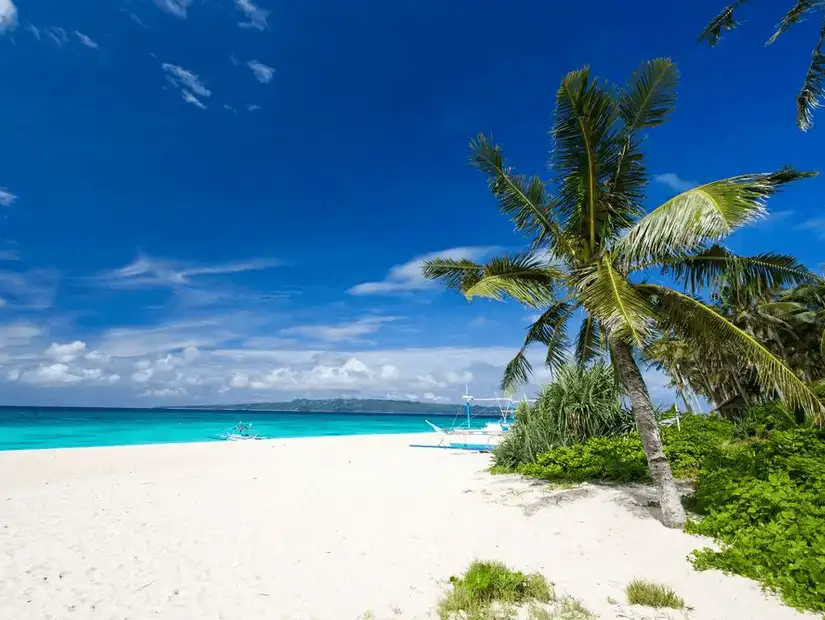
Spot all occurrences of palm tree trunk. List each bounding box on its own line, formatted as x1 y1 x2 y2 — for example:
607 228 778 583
612 341 687 528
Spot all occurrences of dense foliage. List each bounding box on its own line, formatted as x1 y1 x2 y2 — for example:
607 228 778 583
687 426 825 612
494 362 633 468
514 414 734 483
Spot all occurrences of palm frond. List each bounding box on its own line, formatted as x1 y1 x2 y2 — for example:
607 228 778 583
796 22 825 131
421 257 485 292
575 258 653 346
501 302 574 391
651 285 824 422
575 315 603 368
552 66 620 253
767 1 822 45
619 58 679 131
699 0 753 46
644 245 818 294
614 168 816 266
469 134 564 250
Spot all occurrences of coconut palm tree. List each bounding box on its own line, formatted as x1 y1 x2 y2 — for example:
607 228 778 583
700 1 825 131
421 58 822 528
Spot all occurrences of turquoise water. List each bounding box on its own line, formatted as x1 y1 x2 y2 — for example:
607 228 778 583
0 407 492 451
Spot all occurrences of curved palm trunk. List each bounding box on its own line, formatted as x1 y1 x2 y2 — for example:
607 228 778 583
612 341 687 528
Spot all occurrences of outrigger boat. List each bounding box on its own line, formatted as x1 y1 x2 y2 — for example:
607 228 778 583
410 389 532 452
213 422 262 441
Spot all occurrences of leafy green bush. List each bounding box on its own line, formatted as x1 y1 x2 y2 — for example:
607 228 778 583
730 401 802 439
494 362 633 468
438 560 553 619
686 427 825 612
518 414 733 483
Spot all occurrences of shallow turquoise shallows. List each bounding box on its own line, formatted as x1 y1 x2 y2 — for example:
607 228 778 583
0 407 494 451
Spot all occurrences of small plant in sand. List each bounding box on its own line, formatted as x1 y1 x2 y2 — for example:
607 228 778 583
625 579 685 609
437 560 554 619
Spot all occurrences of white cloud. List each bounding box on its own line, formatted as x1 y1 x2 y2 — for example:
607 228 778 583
0 0 17 33
74 31 98 49
235 0 268 30
247 59 274 84
84 350 111 364
44 340 87 363
23 363 83 385
280 316 401 342
0 187 16 206
0 322 41 347
0 268 59 309
654 173 697 193
99 253 280 288
162 63 211 108
46 26 68 46
153 0 192 18
797 217 825 239
247 104 262 112
349 246 497 296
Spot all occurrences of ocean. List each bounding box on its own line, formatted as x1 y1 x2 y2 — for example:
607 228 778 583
0 407 488 451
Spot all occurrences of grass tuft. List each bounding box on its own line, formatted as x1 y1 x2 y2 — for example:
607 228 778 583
438 560 554 620
625 579 685 609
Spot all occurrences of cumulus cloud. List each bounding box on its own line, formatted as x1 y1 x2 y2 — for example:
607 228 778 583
280 316 401 342
74 31 98 49
654 173 697 193
0 187 16 206
235 0 268 30
162 63 211 109
99 253 281 288
44 340 87 363
20 363 119 387
0 0 17 34
349 246 498 296
153 0 192 18
247 59 274 84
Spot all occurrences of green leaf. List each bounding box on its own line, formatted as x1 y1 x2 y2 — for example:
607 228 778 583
699 1 752 46
618 58 679 131
575 315 603 368
796 24 825 132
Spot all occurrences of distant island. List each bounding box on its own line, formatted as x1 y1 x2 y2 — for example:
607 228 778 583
175 397 502 415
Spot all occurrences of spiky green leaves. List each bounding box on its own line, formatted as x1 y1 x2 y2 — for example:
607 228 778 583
619 58 679 131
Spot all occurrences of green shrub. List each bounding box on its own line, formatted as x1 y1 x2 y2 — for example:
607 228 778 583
438 561 553 620
494 362 633 468
624 579 685 609
687 427 825 612
518 414 733 483
730 401 802 439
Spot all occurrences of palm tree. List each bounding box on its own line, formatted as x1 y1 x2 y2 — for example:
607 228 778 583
700 1 825 131
421 58 823 528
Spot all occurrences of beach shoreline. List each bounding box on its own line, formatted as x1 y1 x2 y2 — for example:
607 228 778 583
0 433 813 619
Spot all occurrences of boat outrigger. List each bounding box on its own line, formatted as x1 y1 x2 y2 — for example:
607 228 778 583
410 389 533 452
213 422 262 441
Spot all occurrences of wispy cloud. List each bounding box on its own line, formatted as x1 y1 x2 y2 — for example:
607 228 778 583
654 172 697 193
235 0 268 30
247 59 274 84
45 26 68 47
0 187 16 206
98 254 282 289
74 31 98 49
280 316 401 342
153 0 192 18
797 217 825 239
0 0 17 34
162 63 211 108
348 246 497 296
0 268 59 309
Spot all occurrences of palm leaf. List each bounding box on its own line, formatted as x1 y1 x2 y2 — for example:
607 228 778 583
575 258 653 346
650 285 824 421
645 245 818 294
618 58 679 131
552 67 620 252
575 314 603 367
421 257 485 292
767 1 822 45
796 23 825 131
614 168 816 266
502 302 574 391
469 134 564 251
699 0 752 46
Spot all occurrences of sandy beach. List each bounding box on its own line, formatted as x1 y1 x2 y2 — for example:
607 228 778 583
0 433 814 620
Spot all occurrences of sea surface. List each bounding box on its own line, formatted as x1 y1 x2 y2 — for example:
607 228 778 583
0 407 492 451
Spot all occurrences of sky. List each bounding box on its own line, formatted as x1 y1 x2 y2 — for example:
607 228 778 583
0 0 823 408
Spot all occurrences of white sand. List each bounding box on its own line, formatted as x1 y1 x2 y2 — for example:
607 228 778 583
0 433 815 620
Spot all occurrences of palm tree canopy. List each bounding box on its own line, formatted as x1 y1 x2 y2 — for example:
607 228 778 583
421 58 824 422
700 1 825 131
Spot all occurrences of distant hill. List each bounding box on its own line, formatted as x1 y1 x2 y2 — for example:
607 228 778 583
177 397 502 415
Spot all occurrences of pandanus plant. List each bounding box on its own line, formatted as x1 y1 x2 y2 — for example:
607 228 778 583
422 58 822 527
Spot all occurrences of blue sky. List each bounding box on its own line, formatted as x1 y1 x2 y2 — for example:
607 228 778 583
0 0 823 407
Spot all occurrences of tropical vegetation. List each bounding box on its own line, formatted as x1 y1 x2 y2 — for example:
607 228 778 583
700 1 825 131
421 57 823 527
